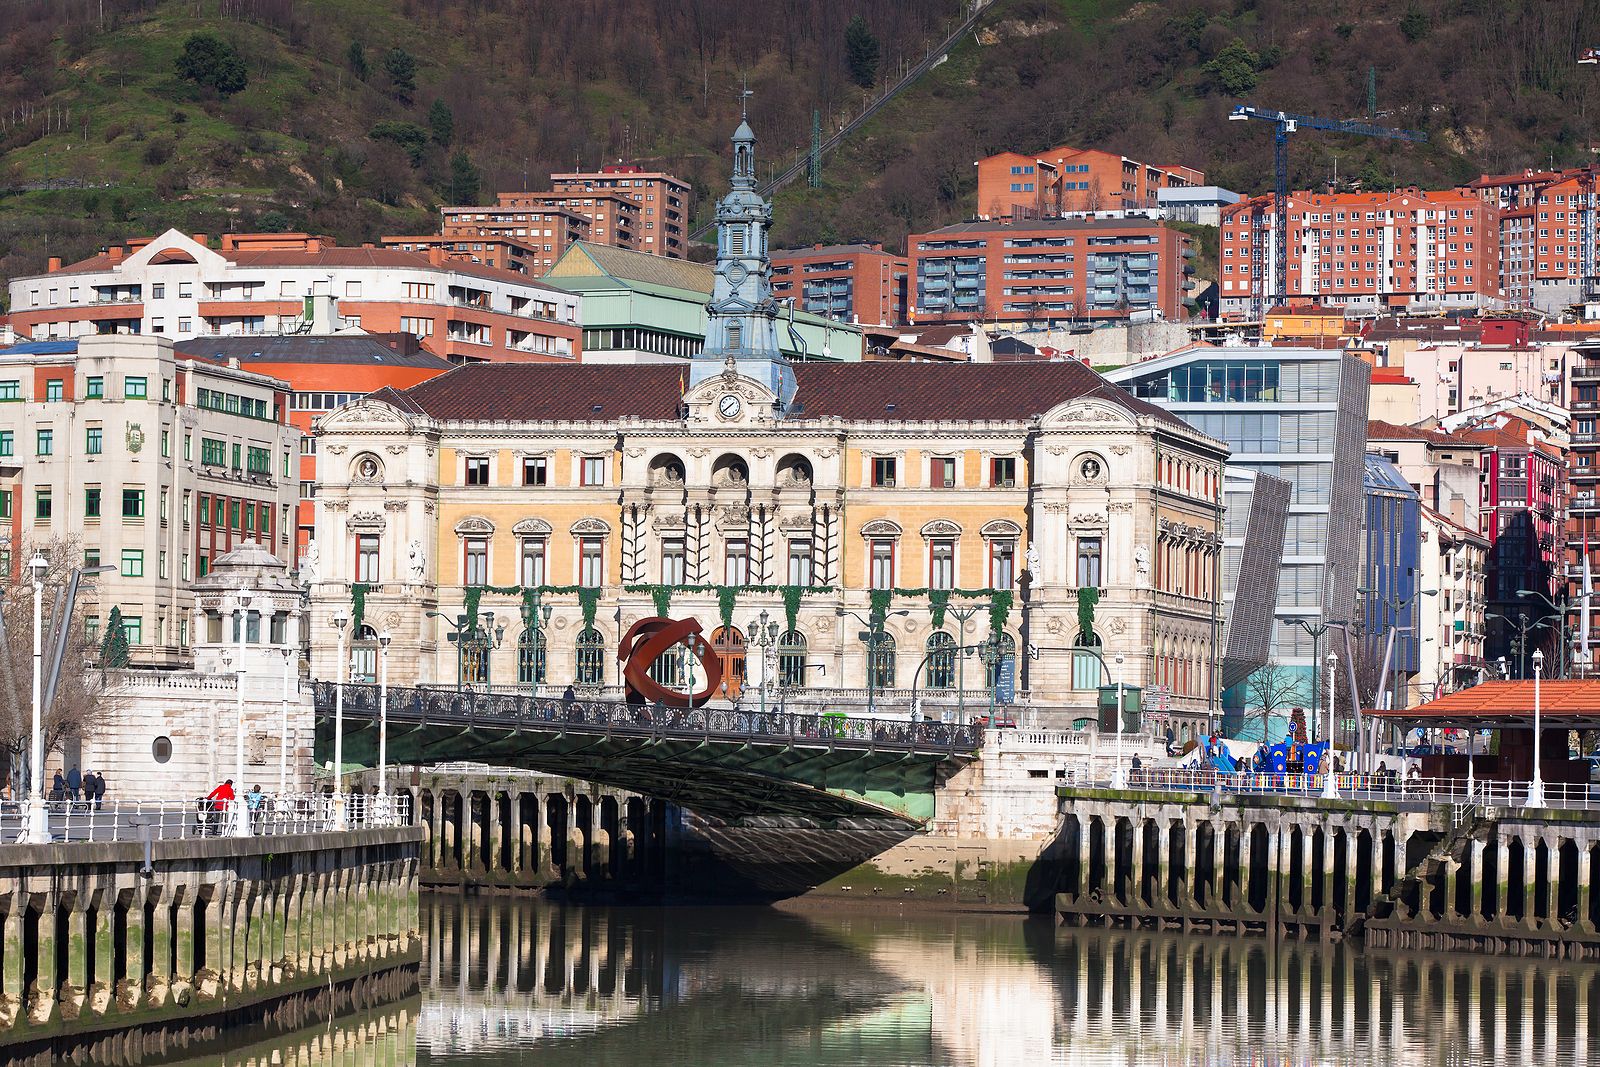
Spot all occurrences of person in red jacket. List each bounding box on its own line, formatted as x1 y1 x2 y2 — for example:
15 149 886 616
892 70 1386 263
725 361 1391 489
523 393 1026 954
204 779 235 836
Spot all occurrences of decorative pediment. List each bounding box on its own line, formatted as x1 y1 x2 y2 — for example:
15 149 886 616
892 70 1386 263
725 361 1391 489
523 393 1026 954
512 518 552 536
714 505 751 531
651 512 687 531
860 518 903 538
349 511 386 533
570 517 611 536
920 519 963 539
980 518 1023 539
453 515 495 536
1040 398 1137 429
317 400 417 433
777 513 813 532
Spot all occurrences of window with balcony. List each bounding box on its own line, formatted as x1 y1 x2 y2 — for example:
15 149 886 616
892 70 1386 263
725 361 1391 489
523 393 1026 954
356 535 380 583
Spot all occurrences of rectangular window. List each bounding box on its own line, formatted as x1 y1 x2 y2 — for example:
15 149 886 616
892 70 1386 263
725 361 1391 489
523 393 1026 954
84 486 101 519
246 446 270 474
36 429 53 456
1076 537 1102 588
930 539 955 590
161 429 170 458
124 376 147 399
0 381 16 400
724 540 749 585
228 500 240 529
201 438 227 466
872 457 897 488
661 538 685 585
579 537 604 587
84 548 100 568
787 540 813 586
120 549 144 578
86 426 103 455
930 456 956 488
463 537 489 585
522 456 548 486
465 456 491 485
122 616 142 646
44 379 63 402
122 488 145 519
231 443 241 470
991 457 1017 487
356 535 380 583
159 551 168 579
35 489 51 520
0 431 11 456
184 432 192 460
870 539 894 590
581 456 606 486
991 541 1016 589
520 539 547 587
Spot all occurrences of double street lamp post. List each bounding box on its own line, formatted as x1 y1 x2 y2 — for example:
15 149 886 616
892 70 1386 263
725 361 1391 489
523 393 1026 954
746 611 781 717
230 586 255 838
22 554 49 843
838 607 909 717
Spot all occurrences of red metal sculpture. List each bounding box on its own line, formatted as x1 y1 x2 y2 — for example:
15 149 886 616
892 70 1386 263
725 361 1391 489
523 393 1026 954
617 616 723 708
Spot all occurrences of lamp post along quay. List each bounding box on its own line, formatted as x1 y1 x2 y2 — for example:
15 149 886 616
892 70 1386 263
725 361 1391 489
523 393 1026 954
1528 647 1546 808
231 586 255 838
332 609 350 829
22 554 49 843
747 611 780 718
1112 651 1127 788
1322 650 1339 799
378 629 392 803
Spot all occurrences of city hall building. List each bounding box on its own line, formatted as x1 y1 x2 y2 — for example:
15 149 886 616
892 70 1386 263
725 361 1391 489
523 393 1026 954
306 118 1230 731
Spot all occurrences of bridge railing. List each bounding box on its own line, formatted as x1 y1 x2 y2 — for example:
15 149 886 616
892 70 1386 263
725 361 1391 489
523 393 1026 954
316 682 982 752
1101 769 1600 811
3 791 413 844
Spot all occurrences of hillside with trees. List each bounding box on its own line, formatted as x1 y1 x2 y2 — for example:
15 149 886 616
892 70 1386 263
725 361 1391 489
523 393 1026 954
0 0 1596 289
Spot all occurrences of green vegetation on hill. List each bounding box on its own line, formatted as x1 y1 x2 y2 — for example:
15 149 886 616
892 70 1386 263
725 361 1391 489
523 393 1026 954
0 0 1595 295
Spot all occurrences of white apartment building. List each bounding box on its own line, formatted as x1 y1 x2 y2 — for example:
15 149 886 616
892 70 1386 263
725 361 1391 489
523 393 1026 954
0 335 301 668
7 230 583 364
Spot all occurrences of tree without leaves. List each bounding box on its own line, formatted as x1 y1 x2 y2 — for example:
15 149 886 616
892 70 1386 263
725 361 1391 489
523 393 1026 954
844 14 879 89
1244 661 1309 743
175 32 248 96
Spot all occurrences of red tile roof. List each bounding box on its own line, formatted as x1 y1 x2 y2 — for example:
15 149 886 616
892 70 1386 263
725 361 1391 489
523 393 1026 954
1375 680 1600 725
1366 420 1479 447
370 360 1191 427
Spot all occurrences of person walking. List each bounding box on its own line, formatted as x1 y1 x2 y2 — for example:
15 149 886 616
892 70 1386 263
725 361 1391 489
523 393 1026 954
245 784 264 831
51 769 65 802
205 779 235 836
90 771 106 811
66 765 81 806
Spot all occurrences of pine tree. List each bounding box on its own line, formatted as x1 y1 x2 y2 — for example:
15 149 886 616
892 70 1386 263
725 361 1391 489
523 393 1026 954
384 47 417 100
175 33 248 96
347 40 369 81
844 15 880 89
100 607 130 669
428 99 454 146
448 151 480 204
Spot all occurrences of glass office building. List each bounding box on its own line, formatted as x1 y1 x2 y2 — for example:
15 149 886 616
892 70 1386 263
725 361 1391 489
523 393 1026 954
1108 348 1372 710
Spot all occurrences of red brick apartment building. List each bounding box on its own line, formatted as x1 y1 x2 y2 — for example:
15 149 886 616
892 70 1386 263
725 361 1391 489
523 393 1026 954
908 218 1192 325
550 165 692 259
494 190 642 253
8 230 582 364
975 145 1203 221
1218 189 1499 318
1462 166 1600 311
770 243 908 326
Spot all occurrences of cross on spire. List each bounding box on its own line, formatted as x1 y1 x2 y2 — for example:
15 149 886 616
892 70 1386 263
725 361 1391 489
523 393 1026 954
737 76 752 119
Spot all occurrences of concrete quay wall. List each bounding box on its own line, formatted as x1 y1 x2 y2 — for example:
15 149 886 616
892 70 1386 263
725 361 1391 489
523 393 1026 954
1053 787 1600 956
0 827 422 1064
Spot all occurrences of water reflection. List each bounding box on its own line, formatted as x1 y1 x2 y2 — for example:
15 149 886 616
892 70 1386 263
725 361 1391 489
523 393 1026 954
172 896 1600 1066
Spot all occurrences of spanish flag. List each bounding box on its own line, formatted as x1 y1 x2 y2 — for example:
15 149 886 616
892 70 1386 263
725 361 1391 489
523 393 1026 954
679 369 686 394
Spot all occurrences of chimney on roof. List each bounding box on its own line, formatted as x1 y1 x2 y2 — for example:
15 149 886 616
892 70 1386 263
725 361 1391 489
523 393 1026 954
193 233 208 246
228 357 240 370
428 247 446 266
47 257 61 272
363 242 374 249
108 247 125 264
306 238 322 253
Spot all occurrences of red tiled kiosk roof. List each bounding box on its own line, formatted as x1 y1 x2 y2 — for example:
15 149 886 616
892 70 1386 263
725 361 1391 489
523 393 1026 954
1372 680 1600 727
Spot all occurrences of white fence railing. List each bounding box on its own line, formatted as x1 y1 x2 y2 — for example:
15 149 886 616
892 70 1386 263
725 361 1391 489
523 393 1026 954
1 791 413 844
1101 770 1600 811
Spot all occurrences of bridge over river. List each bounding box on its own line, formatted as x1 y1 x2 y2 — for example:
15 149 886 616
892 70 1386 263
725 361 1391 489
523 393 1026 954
315 683 982 824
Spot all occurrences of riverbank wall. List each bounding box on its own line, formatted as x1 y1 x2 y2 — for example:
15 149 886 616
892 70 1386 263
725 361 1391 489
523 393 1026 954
1052 785 1600 956
0 826 422 1065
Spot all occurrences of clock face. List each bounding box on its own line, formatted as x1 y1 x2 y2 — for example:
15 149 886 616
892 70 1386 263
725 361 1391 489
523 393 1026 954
719 394 742 419
726 262 748 285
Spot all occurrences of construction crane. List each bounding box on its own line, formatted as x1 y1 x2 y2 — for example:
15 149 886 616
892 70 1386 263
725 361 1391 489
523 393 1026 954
1228 105 1428 320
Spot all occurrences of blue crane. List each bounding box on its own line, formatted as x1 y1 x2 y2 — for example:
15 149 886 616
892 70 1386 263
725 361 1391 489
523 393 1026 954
1228 105 1427 320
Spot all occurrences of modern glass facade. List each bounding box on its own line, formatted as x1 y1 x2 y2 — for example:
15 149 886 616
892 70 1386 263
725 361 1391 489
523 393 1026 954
1109 348 1372 709
1362 454 1423 698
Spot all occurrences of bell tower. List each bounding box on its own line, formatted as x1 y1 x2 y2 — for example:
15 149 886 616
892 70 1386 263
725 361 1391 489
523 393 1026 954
687 95 797 410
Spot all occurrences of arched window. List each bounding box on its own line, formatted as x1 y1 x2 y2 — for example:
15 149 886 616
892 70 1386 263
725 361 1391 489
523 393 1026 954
351 623 378 683
574 628 605 686
647 638 687 690
925 631 956 690
711 626 746 699
868 632 896 691
777 630 808 688
517 627 546 687
984 633 1018 689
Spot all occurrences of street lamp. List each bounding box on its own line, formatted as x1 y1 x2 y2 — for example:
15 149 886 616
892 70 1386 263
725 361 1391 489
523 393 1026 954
230 586 255 838
428 610 506 690
331 609 350 829
1516 589 1569 678
1322 650 1339 798
746 611 781 718
1528 647 1546 807
1278 617 1348 744
21 553 50 843
838 607 909 717
947 603 983 722
276 645 295 795
1487 611 1552 679
377 629 392 805
1111 652 1127 788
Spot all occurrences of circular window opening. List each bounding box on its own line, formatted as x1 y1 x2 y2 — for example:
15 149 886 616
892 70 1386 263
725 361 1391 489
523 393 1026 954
152 736 173 764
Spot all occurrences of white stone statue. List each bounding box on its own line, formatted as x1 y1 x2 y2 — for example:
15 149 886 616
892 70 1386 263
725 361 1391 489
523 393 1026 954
299 539 319 586
1134 543 1151 581
407 539 427 581
1025 544 1042 580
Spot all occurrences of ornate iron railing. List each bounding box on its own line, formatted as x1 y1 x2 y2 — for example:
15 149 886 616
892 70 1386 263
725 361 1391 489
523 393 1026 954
314 682 983 754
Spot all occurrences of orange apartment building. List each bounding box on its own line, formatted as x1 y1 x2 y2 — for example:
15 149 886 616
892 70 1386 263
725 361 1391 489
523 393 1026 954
7 230 583 364
493 190 642 253
549 165 692 259
975 145 1203 221
1218 189 1500 319
1467 168 1600 312
383 202 593 275
175 333 454 566
770 243 908 326
380 232 550 275
909 218 1192 325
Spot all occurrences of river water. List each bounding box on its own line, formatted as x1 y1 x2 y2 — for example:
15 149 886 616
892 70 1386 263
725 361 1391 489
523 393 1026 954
179 896 1599 1067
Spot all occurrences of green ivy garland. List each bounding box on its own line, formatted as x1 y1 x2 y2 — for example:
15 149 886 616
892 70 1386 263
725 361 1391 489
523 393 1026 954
351 583 371 631
780 585 804 632
620 584 837 634
576 587 600 630
649 585 673 617
927 588 951 630
868 587 894 622
716 586 739 629
989 589 1013 635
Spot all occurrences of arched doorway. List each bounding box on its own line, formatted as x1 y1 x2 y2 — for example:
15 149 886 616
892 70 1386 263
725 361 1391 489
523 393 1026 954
710 626 746 700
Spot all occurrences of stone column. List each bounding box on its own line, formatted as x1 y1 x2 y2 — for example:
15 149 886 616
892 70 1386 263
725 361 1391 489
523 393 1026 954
510 792 527 878
1576 836 1594 934
1466 839 1486 923
537 793 555 882
1320 828 1336 922
27 892 57 1027
1152 821 1170 912
487 791 503 876
1523 842 1539 929
1236 824 1253 914
231 883 255 991
88 889 116 1015
59 891 89 1022
1372 831 1387 907
1102 818 1118 906
1299 830 1314 919
1209 821 1225 911
0 894 25 1026
169 889 196 1002
1077 817 1094 902
1541 837 1558 930
1492 837 1510 926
